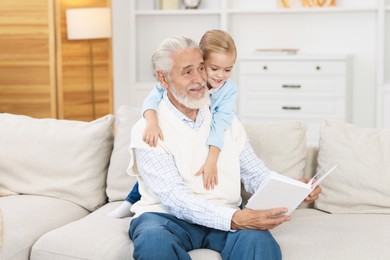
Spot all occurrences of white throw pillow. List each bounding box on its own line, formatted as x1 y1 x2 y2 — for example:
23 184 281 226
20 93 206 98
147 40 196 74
106 106 140 202
315 120 390 213
243 121 308 180
0 113 114 211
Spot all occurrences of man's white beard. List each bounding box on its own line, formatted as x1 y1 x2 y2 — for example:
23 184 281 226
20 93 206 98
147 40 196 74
169 84 210 109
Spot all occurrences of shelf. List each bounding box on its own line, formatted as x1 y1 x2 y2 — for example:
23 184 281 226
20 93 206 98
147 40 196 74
135 7 379 16
135 10 221 16
240 53 350 61
227 7 378 15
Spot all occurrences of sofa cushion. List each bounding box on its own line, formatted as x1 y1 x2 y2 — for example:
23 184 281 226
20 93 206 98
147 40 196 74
272 209 390 260
0 113 114 211
106 106 140 202
31 202 223 260
315 120 390 213
243 121 307 179
31 202 134 260
0 195 88 260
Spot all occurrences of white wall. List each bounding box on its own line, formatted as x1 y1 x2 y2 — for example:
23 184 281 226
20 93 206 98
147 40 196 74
111 0 379 128
112 0 131 111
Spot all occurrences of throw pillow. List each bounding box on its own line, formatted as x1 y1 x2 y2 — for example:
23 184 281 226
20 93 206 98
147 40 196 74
315 120 390 213
242 121 307 205
243 121 308 179
106 106 140 202
0 113 114 211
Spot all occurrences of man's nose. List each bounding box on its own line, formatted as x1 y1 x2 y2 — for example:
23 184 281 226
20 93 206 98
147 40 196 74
193 69 206 84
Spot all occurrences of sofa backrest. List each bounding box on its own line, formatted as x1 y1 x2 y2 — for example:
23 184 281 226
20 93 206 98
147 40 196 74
304 146 319 179
314 120 390 214
106 106 140 202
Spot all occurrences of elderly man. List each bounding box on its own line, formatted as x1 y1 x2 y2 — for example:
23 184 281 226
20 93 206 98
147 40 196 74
127 36 320 259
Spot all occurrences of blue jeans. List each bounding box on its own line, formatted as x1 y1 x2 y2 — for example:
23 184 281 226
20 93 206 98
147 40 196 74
129 212 282 260
125 182 141 204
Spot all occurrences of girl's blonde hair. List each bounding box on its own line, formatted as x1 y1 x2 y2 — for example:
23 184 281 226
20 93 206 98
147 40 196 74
199 30 237 61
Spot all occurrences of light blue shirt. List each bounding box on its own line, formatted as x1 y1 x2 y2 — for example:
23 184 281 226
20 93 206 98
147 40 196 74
141 79 238 150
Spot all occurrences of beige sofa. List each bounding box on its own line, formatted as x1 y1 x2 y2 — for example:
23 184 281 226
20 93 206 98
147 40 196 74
1 105 389 260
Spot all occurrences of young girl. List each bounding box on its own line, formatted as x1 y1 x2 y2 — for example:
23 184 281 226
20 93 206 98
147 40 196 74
107 30 239 218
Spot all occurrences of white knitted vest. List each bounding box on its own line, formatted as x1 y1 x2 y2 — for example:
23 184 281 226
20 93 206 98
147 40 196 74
128 101 247 217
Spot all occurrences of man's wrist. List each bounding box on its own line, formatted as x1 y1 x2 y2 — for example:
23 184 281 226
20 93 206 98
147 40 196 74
231 209 243 230
216 207 238 231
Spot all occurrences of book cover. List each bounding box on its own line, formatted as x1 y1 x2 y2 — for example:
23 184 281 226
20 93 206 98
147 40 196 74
246 163 337 215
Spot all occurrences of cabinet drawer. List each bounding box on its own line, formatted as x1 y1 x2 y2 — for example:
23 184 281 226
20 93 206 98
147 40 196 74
240 61 347 75
241 76 345 96
239 98 345 119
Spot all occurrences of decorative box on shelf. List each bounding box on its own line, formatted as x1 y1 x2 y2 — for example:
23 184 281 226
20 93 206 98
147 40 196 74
237 54 351 145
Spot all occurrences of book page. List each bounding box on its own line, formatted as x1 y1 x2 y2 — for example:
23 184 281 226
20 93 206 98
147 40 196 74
246 175 312 215
309 163 338 188
246 163 337 215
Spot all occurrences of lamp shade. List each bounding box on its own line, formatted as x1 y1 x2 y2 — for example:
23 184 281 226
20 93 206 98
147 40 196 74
66 8 112 40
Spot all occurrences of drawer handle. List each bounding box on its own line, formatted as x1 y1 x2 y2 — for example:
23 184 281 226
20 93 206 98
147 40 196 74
282 106 301 110
282 84 301 89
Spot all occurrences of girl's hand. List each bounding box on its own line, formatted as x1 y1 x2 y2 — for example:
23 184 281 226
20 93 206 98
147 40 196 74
195 146 220 189
195 157 218 190
143 123 163 147
143 109 163 147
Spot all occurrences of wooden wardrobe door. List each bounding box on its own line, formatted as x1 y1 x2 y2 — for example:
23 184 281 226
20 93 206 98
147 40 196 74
0 0 57 118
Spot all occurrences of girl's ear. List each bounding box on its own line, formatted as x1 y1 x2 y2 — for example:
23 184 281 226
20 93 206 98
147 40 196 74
156 71 169 89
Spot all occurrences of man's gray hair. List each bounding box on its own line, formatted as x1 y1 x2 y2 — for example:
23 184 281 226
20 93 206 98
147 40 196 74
152 36 199 75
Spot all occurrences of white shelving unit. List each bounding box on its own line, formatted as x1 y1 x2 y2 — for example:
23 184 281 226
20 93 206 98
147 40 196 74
382 0 390 127
112 0 389 128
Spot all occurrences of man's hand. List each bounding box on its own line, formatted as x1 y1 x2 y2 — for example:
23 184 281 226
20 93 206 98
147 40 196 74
299 178 322 203
231 208 290 231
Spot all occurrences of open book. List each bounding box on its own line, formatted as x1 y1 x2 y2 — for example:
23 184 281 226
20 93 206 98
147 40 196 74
246 163 337 215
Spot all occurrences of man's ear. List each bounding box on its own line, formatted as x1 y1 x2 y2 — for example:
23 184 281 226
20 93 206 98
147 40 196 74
156 71 169 89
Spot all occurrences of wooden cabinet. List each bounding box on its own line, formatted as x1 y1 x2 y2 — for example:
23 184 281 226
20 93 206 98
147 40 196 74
0 0 56 118
238 55 350 144
0 0 113 121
